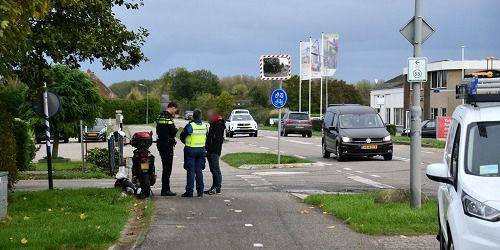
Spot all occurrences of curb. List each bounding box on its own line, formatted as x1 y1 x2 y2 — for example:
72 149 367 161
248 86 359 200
238 163 314 170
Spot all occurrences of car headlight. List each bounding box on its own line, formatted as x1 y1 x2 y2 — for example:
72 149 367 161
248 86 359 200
383 135 391 142
341 136 351 143
462 192 500 222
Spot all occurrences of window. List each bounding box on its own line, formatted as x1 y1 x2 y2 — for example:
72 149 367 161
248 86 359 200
405 110 410 128
339 114 384 129
431 108 439 119
450 124 461 186
430 71 448 89
386 108 391 124
289 113 308 120
394 108 404 126
465 122 500 177
324 112 333 127
441 108 447 117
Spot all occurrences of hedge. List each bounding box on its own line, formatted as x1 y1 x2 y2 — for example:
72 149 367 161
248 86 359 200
101 99 160 124
13 119 37 171
0 108 18 189
386 124 397 136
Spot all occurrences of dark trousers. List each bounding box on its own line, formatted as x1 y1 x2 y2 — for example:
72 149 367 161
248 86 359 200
157 143 174 192
207 153 222 190
184 147 206 194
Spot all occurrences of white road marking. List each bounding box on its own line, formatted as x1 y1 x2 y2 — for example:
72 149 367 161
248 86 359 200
253 243 263 248
248 144 256 147
253 171 308 176
265 136 278 140
393 156 410 162
315 145 322 147
336 170 342 173
348 176 394 189
224 200 231 203
286 139 313 145
346 173 354 176
354 170 364 174
293 154 306 159
422 151 434 154
370 174 381 178
245 224 253 227
259 146 270 150
343 168 352 171
234 210 242 213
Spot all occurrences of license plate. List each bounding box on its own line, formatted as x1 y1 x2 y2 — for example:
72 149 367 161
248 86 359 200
140 163 149 170
296 126 304 129
361 144 378 150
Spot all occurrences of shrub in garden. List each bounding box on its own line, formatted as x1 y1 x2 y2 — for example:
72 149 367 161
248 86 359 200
13 119 37 171
386 124 397 136
86 148 118 172
101 99 160 124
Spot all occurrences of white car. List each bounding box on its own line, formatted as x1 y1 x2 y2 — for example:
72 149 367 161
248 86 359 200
426 77 500 250
225 113 258 137
231 109 250 115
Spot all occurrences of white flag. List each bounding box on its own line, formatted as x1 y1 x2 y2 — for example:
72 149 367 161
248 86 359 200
322 33 339 77
300 41 311 80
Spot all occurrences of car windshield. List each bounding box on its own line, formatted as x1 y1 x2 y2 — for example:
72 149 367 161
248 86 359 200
88 125 105 131
232 115 252 121
466 122 500 177
339 113 384 129
289 113 308 120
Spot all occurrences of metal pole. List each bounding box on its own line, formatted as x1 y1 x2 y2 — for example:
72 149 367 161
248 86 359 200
146 86 149 124
320 33 324 117
325 76 329 108
410 0 423 209
278 80 282 165
43 82 53 189
309 37 312 118
80 120 85 171
461 46 465 80
299 41 302 112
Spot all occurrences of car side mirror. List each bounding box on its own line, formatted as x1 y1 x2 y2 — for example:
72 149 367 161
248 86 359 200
328 126 337 131
426 163 453 184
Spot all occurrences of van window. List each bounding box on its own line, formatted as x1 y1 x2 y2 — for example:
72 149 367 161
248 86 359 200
465 122 500 177
324 112 333 127
450 124 461 182
289 113 308 120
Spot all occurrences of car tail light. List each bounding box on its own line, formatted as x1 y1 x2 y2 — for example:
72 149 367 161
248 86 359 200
306 119 312 125
286 119 293 124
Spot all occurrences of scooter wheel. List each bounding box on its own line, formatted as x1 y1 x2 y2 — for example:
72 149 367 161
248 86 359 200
139 172 151 198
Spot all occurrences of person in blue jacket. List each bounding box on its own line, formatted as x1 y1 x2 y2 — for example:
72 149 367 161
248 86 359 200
179 109 208 197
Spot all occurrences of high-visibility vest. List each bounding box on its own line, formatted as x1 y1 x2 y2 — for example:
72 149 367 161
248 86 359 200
185 122 207 147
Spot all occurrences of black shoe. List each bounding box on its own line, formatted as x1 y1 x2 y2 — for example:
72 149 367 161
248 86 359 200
161 190 177 196
204 189 216 195
216 188 221 194
197 193 203 197
181 192 193 198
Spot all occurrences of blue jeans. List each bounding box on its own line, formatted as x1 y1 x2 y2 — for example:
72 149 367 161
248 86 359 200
207 153 222 190
184 147 206 194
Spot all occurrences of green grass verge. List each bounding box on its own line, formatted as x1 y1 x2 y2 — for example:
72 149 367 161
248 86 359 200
259 126 321 137
1 188 134 249
304 192 438 236
393 135 445 149
20 170 111 180
221 152 312 168
33 162 90 171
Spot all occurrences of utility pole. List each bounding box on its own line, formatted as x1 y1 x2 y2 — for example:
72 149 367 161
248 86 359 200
299 41 302 112
410 0 423 209
308 37 312 118
139 84 149 124
43 82 54 190
461 46 466 80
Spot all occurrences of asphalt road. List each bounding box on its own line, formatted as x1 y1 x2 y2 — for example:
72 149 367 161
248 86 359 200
30 122 441 249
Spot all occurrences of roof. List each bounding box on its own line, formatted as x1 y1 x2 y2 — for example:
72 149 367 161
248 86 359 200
373 74 405 90
454 103 500 126
403 59 500 75
86 70 117 99
326 105 376 114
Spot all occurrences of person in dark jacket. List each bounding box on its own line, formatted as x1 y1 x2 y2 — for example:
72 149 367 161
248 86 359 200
156 102 178 196
204 110 226 195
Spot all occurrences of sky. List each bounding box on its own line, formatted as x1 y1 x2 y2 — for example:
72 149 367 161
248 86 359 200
82 0 500 85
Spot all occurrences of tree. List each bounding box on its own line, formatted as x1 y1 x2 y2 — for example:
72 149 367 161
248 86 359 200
248 85 269 107
1 0 149 90
355 80 374 105
126 87 144 100
169 68 221 103
231 83 248 98
216 91 235 117
33 65 103 158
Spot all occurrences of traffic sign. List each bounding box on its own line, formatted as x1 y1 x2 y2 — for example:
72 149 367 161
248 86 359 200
32 92 61 118
271 88 287 109
408 57 428 82
400 17 435 45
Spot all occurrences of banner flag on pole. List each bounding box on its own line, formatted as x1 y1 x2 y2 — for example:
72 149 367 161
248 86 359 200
310 39 321 79
322 33 339 77
300 41 311 80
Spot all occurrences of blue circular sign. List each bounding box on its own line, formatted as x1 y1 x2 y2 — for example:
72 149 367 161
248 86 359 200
271 88 287 109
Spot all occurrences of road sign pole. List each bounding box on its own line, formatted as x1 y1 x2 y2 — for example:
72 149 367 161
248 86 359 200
309 37 312 118
277 80 282 165
410 0 423 209
299 41 302 112
43 82 54 190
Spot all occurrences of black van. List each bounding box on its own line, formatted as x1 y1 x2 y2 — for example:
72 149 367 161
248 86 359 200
322 104 393 161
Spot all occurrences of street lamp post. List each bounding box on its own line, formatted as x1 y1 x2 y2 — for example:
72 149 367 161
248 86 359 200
461 46 466 80
138 84 149 124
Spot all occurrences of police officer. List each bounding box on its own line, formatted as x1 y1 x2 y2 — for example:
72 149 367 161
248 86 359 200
156 102 178 196
179 109 207 197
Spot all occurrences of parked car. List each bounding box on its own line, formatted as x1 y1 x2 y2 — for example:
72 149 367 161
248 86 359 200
36 133 69 144
83 119 107 142
402 119 436 138
426 78 500 250
184 110 194 120
225 113 258 137
280 111 312 137
321 104 393 161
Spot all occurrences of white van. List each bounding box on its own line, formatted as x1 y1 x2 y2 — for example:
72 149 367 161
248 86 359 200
426 77 500 250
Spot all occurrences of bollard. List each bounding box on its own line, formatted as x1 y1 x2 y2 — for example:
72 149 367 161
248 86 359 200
0 172 8 219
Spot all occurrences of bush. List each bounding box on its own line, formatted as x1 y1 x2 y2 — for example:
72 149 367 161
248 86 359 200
386 124 397 136
101 99 160 124
86 148 115 171
247 107 274 125
0 108 18 189
13 119 37 171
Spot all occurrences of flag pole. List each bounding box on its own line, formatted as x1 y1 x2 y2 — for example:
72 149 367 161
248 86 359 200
308 37 312 118
299 41 302 112
320 33 324 118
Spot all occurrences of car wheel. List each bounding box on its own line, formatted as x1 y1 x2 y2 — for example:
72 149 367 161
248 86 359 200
302 133 306 137
253 132 258 137
63 138 69 143
102 137 107 142
322 141 331 158
307 132 312 138
383 154 393 161
337 143 346 162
